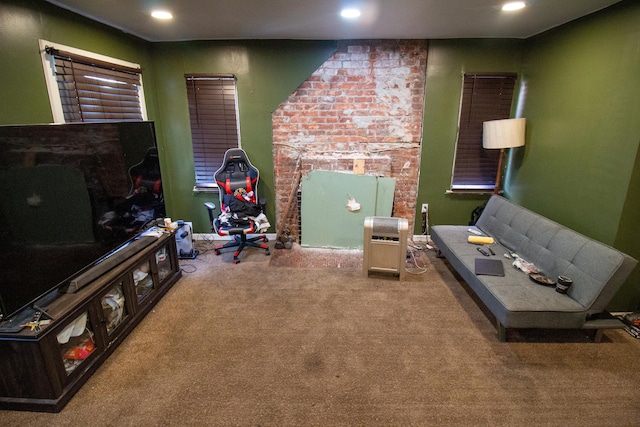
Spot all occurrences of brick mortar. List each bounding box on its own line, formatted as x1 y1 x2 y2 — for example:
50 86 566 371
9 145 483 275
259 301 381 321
272 40 427 238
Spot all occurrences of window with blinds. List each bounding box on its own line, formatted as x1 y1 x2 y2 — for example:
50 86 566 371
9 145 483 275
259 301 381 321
451 73 517 191
45 46 144 123
185 75 240 188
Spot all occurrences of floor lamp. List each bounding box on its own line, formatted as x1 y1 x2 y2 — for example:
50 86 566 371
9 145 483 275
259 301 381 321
483 118 526 195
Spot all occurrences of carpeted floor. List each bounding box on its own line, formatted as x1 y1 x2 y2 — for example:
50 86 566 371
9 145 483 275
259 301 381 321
268 243 363 270
2 240 639 426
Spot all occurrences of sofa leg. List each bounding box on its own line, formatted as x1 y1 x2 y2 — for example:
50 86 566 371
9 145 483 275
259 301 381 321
497 321 507 342
593 329 604 343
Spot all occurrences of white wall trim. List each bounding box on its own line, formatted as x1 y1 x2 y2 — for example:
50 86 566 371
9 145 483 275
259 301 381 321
195 233 428 244
194 233 277 241
38 39 148 123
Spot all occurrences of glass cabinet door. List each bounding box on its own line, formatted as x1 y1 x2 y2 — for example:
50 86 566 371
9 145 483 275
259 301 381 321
101 281 129 337
56 311 97 376
155 244 174 283
133 260 155 303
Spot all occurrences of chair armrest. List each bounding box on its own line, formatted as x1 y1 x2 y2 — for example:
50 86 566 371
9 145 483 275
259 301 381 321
204 202 217 225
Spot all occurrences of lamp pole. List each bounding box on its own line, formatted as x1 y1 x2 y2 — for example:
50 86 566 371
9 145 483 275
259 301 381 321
494 148 505 195
483 118 526 196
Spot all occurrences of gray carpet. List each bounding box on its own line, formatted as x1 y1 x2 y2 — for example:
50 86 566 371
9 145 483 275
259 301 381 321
2 241 640 426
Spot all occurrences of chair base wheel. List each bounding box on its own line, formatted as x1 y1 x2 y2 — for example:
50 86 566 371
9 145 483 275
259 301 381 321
213 233 270 263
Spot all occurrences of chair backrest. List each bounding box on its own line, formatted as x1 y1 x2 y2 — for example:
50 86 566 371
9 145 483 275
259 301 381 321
129 147 162 195
214 148 259 209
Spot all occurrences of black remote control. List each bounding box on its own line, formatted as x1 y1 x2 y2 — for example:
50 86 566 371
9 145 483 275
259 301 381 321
477 247 490 256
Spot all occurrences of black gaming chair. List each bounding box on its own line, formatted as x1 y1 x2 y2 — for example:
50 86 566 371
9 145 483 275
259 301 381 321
103 147 164 237
204 148 270 263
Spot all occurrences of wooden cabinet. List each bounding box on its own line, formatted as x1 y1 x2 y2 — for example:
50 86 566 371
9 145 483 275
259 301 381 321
0 230 181 412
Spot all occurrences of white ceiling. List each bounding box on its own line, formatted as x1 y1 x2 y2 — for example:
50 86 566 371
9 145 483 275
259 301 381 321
45 0 622 42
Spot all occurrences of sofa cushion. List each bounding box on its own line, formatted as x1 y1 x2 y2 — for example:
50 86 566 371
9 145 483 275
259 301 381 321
431 225 587 329
475 196 637 314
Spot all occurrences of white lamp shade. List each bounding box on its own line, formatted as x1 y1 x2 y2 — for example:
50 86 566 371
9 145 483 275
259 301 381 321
483 118 526 149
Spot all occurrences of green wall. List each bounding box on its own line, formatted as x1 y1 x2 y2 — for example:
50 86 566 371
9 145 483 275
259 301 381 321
149 40 336 232
0 0 156 125
1 0 638 309
612 143 640 308
514 2 640 243
416 3 639 310
416 39 525 230
513 2 640 310
0 0 336 234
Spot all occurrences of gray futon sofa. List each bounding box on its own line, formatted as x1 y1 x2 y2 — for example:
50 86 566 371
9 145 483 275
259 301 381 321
431 195 638 341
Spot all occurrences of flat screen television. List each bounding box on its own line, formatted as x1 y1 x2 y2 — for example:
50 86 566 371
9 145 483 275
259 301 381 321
0 121 164 325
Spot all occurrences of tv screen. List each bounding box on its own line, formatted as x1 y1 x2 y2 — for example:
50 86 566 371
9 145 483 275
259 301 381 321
0 121 163 322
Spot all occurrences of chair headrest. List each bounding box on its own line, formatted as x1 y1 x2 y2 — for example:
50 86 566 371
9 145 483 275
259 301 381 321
214 149 260 205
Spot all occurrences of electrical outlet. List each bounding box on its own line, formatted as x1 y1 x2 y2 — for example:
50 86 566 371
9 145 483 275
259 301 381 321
421 203 429 236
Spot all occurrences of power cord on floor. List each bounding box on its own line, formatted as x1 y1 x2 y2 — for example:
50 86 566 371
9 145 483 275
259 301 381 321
177 239 220 274
194 236 217 255
406 241 429 275
179 263 197 274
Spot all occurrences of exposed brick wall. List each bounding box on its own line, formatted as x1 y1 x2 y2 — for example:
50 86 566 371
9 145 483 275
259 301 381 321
273 40 427 238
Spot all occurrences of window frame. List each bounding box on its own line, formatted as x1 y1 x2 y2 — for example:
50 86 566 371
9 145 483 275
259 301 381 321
39 39 148 124
185 74 241 190
449 72 517 193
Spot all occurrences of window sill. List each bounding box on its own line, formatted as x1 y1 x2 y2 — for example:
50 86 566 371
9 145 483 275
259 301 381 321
445 189 497 195
193 184 219 194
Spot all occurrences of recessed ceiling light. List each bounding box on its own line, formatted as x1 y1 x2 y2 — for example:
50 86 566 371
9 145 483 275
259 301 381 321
151 10 173 20
502 2 526 11
341 8 361 19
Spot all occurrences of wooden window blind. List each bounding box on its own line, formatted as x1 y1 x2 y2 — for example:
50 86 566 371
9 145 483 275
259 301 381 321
451 73 517 190
186 75 240 187
45 47 143 123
